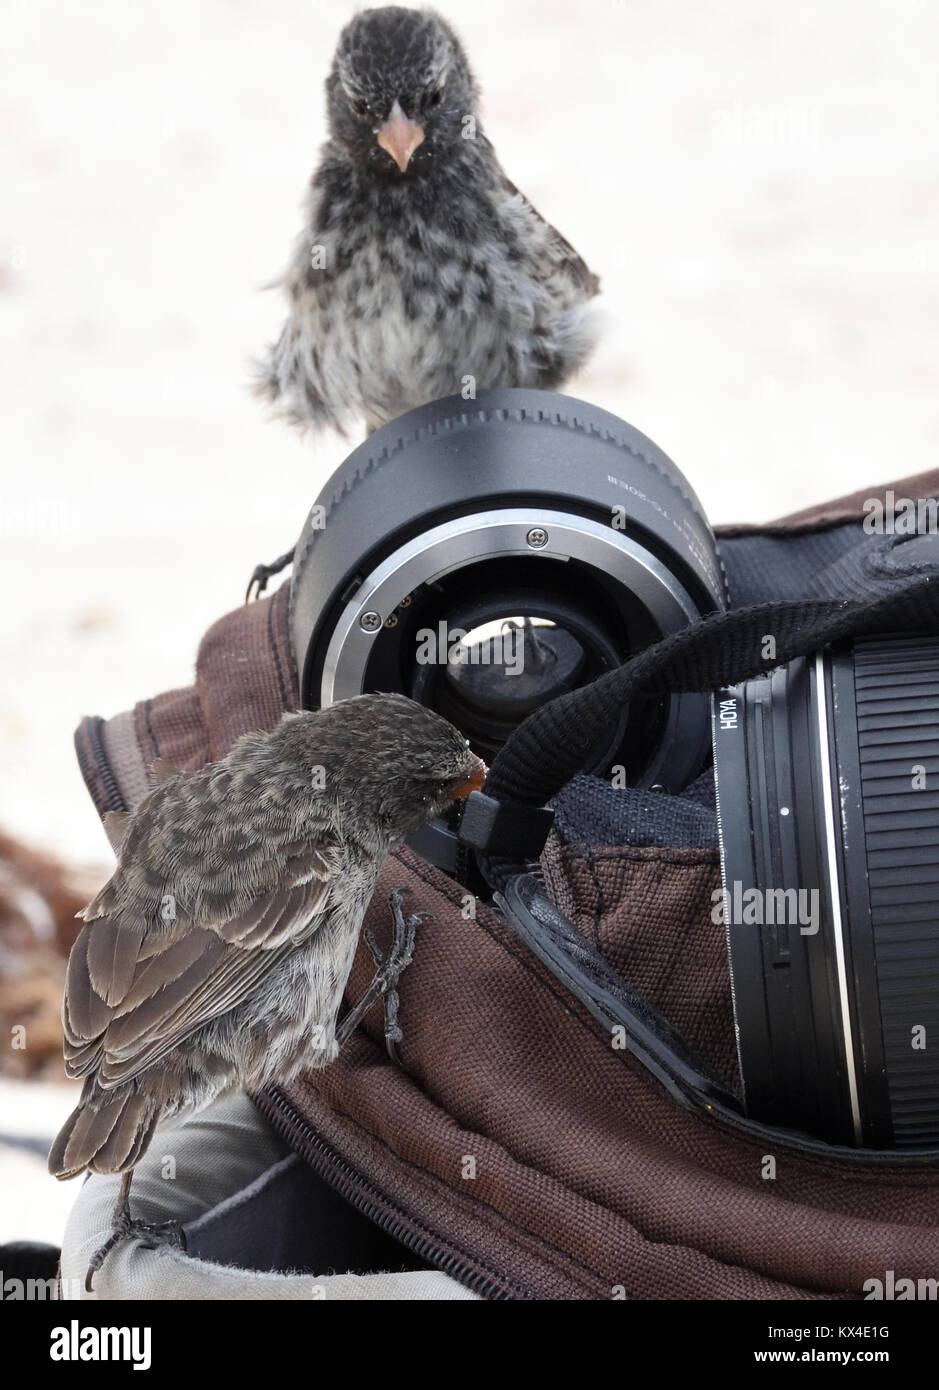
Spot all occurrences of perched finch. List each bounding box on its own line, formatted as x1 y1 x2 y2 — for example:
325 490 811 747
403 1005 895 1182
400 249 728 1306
256 5 601 435
49 693 485 1287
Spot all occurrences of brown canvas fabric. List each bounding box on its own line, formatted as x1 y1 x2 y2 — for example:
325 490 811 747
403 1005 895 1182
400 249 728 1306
543 839 739 1096
75 583 297 815
73 467 939 1298
259 847 939 1300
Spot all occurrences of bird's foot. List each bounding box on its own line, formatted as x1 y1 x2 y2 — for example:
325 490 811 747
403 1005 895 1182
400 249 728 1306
335 888 429 1058
245 546 295 602
85 1211 185 1293
362 887 429 1063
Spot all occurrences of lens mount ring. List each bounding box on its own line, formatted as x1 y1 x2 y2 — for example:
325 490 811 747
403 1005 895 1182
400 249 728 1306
320 508 700 703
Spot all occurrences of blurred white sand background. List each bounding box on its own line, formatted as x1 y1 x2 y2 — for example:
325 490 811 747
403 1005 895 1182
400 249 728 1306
1 1 938 1239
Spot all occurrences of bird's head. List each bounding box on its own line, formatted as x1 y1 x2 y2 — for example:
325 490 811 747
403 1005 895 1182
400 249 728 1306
326 7 479 178
276 694 487 848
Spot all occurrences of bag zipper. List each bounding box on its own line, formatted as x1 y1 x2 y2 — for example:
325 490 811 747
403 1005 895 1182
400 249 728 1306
76 715 127 814
255 1084 512 1300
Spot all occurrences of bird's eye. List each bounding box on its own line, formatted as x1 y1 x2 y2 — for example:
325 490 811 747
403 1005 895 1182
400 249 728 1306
425 86 443 111
349 95 370 118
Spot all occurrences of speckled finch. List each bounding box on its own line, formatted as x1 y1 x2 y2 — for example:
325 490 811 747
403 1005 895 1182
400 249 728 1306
49 693 485 1287
256 5 601 436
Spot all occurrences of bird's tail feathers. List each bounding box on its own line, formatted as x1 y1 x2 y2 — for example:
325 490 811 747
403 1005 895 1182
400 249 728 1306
48 1077 159 1181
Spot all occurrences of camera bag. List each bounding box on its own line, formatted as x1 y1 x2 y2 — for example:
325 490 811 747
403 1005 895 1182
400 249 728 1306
62 462 939 1300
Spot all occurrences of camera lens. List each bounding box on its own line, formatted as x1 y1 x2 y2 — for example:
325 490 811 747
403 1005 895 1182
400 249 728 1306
712 633 939 1148
290 389 726 855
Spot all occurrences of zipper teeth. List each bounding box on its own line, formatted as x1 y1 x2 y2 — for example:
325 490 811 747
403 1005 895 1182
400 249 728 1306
256 1086 512 1300
85 715 127 812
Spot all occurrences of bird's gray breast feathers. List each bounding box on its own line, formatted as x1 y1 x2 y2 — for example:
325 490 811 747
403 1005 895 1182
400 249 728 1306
263 148 600 432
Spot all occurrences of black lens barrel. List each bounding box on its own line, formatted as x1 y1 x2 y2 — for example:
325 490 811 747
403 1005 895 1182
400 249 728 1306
851 636 939 1146
714 633 939 1149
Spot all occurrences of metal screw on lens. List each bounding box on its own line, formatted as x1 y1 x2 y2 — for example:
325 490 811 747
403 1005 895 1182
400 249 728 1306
526 527 549 549
359 611 382 632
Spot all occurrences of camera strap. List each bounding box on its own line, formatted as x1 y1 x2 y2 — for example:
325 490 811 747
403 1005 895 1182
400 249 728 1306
462 571 939 890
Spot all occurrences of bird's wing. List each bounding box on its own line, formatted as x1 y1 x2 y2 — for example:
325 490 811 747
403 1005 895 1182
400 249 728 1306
498 176 601 297
63 839 345 1089
253 172 356 434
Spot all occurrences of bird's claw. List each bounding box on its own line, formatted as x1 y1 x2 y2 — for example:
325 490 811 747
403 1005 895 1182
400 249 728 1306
85 1213 185 1292
362 888 429 1063
245 547 296 602
335 888 428 1058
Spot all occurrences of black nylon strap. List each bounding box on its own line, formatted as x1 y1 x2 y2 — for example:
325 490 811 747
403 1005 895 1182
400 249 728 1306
458 792 555 860
476 574 939 888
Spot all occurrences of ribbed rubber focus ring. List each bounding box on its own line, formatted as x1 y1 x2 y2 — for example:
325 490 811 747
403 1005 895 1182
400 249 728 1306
854 634 939 1145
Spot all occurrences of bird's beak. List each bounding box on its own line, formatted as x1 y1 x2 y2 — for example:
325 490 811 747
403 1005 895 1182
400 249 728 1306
377 100 425 173
452 755 488 800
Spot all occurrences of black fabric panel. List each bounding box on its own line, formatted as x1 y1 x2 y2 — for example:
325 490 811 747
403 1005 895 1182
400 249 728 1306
551 774 717 851
681 765 718 808
185 1152 429 1276
719 526 939 606
718 522 864 604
